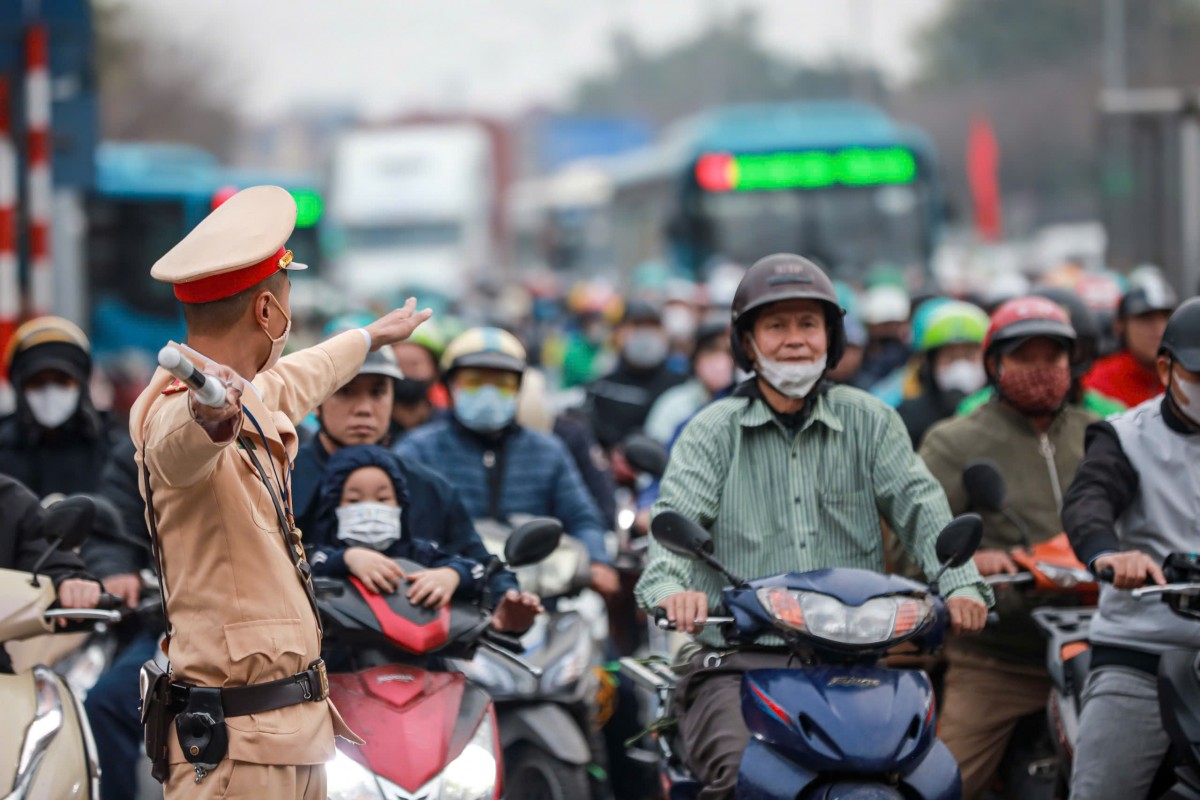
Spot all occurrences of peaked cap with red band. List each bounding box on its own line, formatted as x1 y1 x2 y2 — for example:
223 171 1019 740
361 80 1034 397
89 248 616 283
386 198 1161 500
151 185 307 303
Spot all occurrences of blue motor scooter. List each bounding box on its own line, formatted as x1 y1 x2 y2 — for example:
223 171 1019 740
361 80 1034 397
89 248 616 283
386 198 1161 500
621 510 984 800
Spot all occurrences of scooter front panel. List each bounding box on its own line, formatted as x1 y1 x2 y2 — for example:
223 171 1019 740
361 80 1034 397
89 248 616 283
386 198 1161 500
894 739 961 800
741 666 936 774
736 736 819 799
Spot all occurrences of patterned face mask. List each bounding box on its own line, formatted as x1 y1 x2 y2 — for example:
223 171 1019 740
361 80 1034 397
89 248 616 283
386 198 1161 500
998 363 1071 415
335 502 401 551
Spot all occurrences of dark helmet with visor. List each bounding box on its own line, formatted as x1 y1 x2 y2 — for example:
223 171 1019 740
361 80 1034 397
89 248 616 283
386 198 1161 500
730 253 846 371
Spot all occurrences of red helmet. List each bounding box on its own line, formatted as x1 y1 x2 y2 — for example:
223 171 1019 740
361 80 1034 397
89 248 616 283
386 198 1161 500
983 296 1076 360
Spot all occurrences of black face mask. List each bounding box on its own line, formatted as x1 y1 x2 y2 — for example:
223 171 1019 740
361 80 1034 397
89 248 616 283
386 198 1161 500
393 378 432 405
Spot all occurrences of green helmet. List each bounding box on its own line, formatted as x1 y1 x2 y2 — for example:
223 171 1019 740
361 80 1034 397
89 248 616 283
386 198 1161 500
918 301 989 352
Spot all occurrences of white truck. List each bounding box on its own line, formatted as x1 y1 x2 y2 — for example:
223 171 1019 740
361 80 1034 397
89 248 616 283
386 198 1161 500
328 123 497 300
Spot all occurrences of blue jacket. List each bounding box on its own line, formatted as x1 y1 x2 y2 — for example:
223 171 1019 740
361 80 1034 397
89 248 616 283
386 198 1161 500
396 419 611 564
305 445 510 599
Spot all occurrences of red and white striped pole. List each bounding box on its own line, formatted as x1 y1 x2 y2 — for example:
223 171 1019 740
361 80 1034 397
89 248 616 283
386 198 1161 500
25 22 51 316
0 78 18 378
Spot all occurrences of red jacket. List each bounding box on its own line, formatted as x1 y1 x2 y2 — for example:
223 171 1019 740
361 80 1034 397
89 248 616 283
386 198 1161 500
1082 350 1164 408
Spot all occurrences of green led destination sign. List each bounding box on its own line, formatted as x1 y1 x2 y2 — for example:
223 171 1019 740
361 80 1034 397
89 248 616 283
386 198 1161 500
694 147 918 192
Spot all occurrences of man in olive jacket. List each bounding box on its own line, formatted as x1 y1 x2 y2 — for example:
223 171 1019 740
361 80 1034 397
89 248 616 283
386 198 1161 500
918 296 1094 799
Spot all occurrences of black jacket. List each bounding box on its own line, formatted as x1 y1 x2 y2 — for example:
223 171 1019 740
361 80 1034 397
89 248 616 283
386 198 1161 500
554 414 617 527
0 475 92 672
585 362 686 449
895 366 967 448
0 402 113 498
80 437 152 580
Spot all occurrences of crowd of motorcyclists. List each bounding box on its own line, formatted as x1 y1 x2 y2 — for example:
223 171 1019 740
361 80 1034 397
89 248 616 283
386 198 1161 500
1 250 1197 800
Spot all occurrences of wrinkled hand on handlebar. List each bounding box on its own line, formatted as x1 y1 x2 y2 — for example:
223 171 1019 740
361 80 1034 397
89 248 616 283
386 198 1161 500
946 595 988 636
1092 551 1165 590
658 590 709 634
363 298 433 351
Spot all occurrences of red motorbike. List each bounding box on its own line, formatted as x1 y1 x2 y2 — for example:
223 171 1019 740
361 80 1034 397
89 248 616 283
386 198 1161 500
318 518 562 800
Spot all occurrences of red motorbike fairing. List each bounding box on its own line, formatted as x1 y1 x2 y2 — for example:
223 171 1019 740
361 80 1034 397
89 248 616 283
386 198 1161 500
331 664 466 792
349 575 451 653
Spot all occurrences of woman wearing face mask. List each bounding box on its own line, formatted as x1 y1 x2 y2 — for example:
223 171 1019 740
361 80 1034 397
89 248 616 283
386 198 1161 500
0 316 113 498
917 296 1095 799
644 321 735 445
896 301 989 447
307 445 477 605
584 300 687 450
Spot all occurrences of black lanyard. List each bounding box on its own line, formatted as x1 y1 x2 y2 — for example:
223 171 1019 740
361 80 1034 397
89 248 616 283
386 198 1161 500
243 408 292 521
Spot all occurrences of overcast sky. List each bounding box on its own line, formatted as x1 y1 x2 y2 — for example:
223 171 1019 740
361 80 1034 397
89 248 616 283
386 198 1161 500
118 0 947 122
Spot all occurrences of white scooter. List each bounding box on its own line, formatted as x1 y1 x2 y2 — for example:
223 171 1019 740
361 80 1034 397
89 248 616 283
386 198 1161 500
0 496 122 799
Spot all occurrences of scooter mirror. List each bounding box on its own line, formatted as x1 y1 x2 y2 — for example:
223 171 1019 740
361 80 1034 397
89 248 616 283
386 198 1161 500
505 517 564 568
962 459 1007 512
935 513 984 568
623 434 669 480
651 511 714 559
41 494 95 550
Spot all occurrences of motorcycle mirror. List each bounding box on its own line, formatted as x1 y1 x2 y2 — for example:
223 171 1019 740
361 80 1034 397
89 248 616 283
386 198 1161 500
962 459 1007 512
651 511 714 559
504 517 564 568
42 494 95 550
623 434 669 480
935 513 984 569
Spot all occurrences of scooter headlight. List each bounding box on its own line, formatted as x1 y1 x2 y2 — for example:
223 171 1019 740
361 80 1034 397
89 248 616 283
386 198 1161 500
440 708 500 800
326 749 384 800
756 588 932 647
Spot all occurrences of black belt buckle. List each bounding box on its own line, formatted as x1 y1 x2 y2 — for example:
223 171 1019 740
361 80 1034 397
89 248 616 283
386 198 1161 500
307 659 329 701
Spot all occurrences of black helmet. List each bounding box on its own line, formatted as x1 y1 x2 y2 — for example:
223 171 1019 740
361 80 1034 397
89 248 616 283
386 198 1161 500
1033 286 1099 379
730 253 845 371
1159 298 1200 372
1119 277 1178 319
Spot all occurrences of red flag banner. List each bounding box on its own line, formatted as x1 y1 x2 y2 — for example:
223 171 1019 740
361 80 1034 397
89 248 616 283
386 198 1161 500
967 116 1002 242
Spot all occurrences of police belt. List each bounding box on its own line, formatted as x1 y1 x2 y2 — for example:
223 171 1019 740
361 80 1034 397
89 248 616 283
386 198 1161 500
168 659 330 717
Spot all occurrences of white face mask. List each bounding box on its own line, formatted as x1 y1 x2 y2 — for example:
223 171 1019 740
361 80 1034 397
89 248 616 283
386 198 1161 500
259 293 292 372
935 359 986 396
25 384 81 429
623 329 669 369
662 305 697 340
335 502 401 551
1173 371 1200 426
750 340 827 399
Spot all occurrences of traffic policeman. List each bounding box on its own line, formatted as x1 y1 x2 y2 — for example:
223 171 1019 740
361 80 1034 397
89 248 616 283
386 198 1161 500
129 185 430 798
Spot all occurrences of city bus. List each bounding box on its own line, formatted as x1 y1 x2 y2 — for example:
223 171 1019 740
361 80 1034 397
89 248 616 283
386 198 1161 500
606 101 945 286
86 142 324 357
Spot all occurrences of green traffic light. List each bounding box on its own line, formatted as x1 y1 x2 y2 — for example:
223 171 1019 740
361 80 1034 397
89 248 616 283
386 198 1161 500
291 189 324 228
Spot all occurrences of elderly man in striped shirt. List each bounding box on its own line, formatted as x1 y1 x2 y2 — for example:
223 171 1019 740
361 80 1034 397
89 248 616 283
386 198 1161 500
635 254 991 800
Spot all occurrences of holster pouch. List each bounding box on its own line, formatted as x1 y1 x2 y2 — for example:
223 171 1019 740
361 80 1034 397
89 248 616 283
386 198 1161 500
139 659 173 784
175 687 229 772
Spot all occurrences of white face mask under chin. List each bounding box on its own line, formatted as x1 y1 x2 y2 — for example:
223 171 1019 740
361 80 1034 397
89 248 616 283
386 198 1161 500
25 384 81 428
935 360 986 396
336 502 402 550
750 340 827 399
1173 374 1200 425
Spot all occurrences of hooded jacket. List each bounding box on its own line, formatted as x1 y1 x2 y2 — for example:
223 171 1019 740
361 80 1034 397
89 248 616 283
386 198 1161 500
305 445 480 596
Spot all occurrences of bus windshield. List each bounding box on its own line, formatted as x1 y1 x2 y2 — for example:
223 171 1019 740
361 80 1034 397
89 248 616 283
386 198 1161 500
694 183 929 282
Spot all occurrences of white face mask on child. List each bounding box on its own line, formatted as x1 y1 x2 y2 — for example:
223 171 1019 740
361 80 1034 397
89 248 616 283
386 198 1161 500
335 502 401 550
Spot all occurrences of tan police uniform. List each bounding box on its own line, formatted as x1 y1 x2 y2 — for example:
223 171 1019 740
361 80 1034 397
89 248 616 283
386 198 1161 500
129 186 366 799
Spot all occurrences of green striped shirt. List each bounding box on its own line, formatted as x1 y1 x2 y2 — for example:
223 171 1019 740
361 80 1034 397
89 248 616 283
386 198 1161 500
635 385 992 648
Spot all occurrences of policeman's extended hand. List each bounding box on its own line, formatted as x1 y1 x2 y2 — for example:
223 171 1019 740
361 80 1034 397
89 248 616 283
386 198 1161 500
56 579 102 627
973 549 1019 577
590 563 622 599
1093 551 1166 589
188 362 244 443
947 596 988 635
364 298 434 351
407 567 460 608
102 573 142 608
492 590 543 634
658 590 708 634
344 547 406 594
